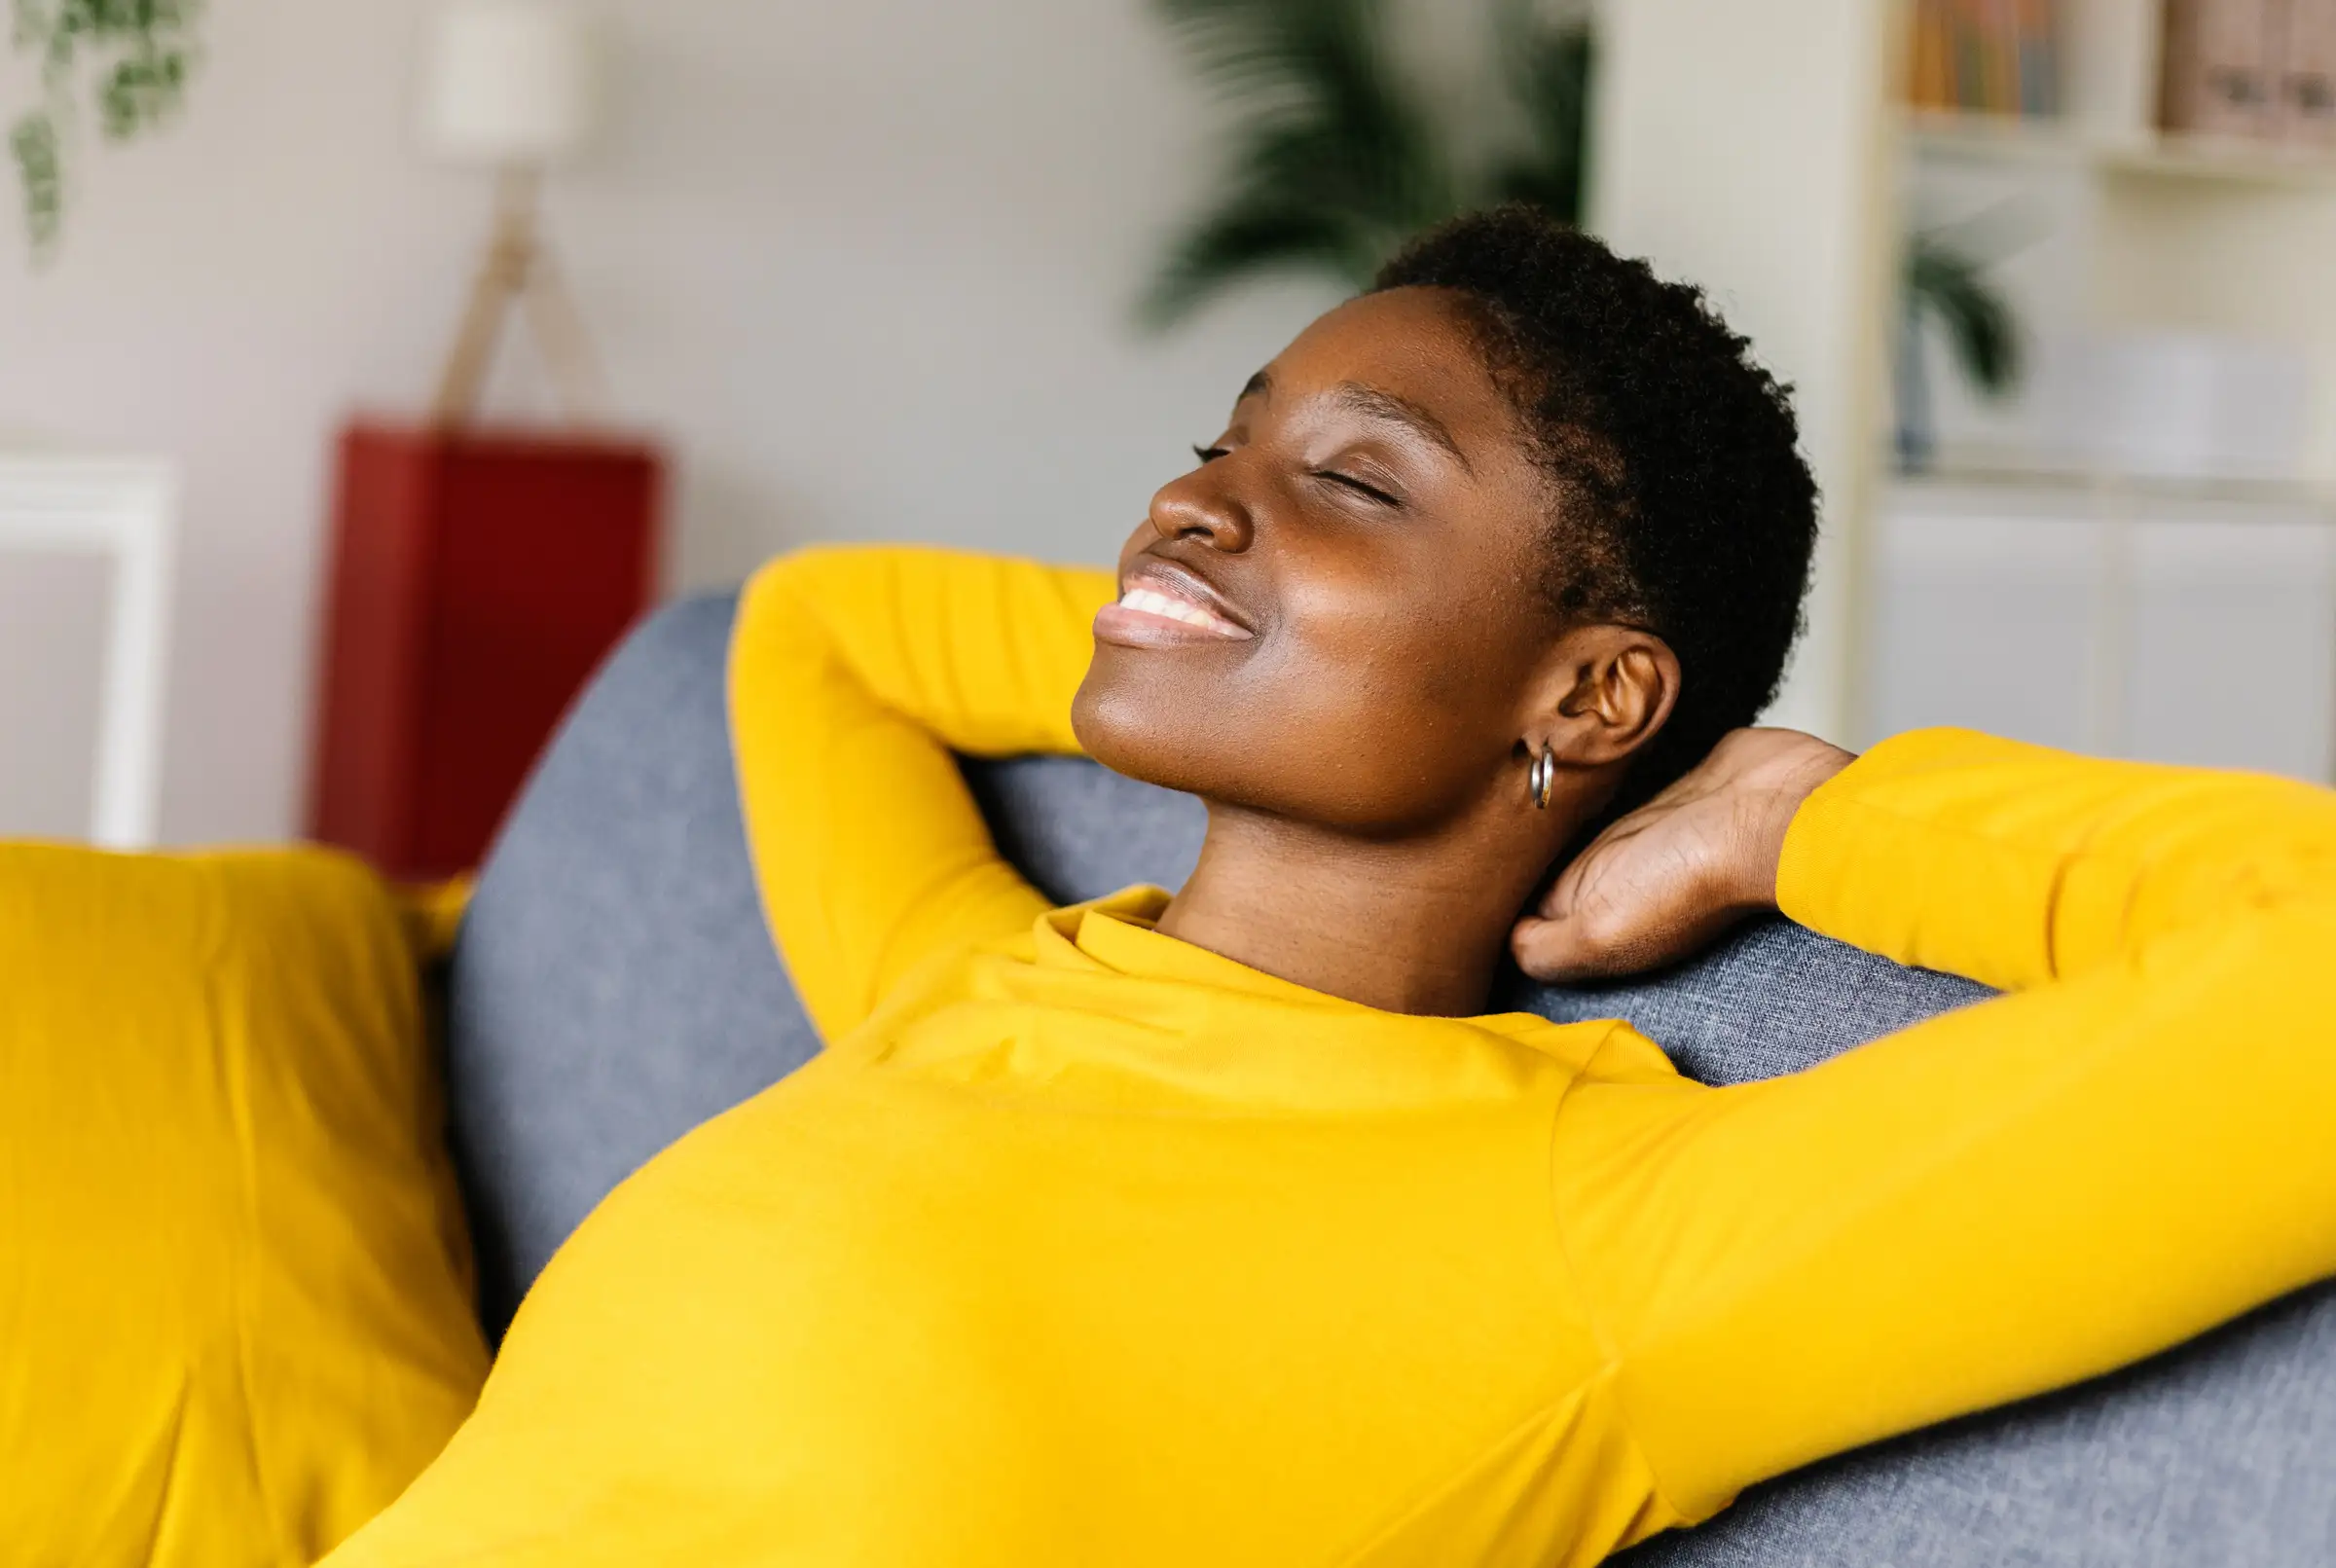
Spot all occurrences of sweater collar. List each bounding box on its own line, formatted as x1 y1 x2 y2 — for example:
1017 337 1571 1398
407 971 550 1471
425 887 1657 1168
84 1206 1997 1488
1030 886 1597 1064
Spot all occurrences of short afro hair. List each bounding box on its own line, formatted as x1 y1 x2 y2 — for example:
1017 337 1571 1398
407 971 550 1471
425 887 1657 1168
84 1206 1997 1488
1373 205 1818 815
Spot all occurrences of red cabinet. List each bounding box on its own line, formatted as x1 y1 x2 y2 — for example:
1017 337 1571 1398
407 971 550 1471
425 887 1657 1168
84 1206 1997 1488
309 420 663 879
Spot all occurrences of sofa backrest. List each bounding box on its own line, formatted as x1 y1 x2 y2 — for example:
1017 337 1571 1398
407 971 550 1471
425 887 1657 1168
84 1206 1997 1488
446 593 2334 1566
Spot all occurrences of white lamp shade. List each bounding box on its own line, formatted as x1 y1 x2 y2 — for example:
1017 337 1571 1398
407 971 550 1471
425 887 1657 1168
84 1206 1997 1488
420 2 600 166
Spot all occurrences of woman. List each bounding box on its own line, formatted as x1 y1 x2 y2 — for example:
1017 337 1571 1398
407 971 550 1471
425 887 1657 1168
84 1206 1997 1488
331 209 2336 1567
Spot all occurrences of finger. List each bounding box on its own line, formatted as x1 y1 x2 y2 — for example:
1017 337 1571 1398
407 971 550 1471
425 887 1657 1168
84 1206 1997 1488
1521 898 1763 987
1529 856 1588 924
1511 911 1623 985
1529 816 1648 921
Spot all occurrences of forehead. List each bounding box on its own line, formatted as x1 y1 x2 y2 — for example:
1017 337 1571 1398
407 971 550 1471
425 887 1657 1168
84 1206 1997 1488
1255 287 1512 434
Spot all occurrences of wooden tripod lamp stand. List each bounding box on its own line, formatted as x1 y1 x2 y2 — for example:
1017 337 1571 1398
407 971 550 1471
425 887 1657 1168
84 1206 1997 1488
420 1 605 427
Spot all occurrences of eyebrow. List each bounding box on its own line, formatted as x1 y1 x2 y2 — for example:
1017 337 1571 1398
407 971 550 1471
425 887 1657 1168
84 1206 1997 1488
1328 383 1473 473
1233 368 1471 475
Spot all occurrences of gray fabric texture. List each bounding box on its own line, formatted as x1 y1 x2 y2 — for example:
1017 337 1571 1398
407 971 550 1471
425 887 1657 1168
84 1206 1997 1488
1504 917 1993 1085
1614 1285 2336 1568
449 590 2335 1562
445 594 821 1336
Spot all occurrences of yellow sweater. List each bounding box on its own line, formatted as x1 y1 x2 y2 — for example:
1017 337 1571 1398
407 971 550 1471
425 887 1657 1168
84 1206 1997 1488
330 546 2336 1568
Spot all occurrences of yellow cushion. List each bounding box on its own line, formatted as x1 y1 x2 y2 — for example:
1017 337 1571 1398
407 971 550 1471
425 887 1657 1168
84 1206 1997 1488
0 843 490 1565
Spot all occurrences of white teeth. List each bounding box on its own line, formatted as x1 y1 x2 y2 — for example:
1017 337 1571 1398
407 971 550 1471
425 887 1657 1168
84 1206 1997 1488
1118 584 1236 632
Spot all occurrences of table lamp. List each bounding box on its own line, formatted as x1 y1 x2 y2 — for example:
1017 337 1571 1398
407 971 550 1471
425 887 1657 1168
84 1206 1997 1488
420 1 605 426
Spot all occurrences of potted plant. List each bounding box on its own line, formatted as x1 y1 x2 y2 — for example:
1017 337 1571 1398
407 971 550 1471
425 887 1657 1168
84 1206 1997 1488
1898 225 2023 469
1143 0 1591 325
10 0 201 254
1144 0 2020 457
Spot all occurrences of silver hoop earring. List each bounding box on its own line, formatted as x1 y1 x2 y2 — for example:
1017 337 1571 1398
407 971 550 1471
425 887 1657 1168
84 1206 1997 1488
1528 743 1557 811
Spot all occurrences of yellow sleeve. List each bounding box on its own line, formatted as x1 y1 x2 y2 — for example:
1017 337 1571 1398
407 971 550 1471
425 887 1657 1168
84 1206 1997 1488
727 545 1117 1042
1553 728 2336 1525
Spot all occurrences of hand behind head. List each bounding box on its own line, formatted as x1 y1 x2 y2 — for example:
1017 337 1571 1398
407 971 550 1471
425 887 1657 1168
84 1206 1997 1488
1511 728 1855 985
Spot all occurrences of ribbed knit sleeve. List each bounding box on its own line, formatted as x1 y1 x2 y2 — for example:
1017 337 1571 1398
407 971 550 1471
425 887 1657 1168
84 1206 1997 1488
727 546 1115 1041
1553 728 2336 1521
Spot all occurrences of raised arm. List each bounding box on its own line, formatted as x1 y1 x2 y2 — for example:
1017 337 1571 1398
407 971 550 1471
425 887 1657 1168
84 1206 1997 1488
727 545 1116 1042
1549 729 2336 1528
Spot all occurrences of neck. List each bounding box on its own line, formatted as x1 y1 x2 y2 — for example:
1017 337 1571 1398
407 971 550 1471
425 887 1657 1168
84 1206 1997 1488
1153 802 1571 1016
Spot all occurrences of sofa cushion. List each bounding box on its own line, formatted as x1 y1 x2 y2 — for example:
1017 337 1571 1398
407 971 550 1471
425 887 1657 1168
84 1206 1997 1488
446 595 821 1337
0 843 489 1566
450 591 2335 1562
1611 1283 2336 1568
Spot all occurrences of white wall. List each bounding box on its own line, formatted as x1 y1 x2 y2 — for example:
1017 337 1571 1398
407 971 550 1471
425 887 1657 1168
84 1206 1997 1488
1590 0 1901 744
0 0 1338 842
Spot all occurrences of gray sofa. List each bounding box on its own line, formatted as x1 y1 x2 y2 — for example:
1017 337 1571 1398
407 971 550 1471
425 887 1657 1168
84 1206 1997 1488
441 593 2336 1567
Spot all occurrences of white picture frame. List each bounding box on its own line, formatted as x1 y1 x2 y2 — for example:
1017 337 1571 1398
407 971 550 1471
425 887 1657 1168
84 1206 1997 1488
0 455 177 848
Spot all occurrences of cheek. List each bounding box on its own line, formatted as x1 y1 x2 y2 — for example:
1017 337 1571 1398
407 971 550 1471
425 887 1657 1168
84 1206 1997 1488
1272 580 1504 784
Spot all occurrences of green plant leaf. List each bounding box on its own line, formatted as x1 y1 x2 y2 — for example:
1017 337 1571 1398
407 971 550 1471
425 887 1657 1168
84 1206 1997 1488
9 0 198 253
1907 233 2021 396
97 43 186 138
1144 0 1457 326
1143 201 1372 326
1490 0 1591 223
12 109 62 251
1143 0 1598 328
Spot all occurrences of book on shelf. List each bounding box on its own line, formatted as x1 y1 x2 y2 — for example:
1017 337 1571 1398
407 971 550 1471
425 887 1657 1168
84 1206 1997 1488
2018 0 2057 115
2163 0 2336 144
2163 0 2281 137
2286 0 2336 143
1908 0 2060 118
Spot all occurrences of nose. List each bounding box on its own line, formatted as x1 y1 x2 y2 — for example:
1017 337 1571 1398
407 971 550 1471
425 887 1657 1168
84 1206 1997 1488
1147 460 1255 553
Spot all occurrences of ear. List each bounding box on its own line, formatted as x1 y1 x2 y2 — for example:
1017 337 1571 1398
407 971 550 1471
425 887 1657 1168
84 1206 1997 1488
1527 625 1682 770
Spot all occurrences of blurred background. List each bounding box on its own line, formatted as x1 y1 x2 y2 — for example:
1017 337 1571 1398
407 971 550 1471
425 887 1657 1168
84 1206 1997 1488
2 0 2332 874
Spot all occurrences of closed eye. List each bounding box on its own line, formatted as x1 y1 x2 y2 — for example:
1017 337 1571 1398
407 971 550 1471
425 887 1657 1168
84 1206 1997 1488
1192 444 1227 463
1317 470 1400 507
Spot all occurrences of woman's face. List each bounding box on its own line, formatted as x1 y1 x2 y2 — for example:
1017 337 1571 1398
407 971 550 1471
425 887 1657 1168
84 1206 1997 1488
1072 285 1586 833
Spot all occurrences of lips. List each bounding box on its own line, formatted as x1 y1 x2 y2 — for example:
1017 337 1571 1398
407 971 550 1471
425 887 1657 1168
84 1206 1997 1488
1093 563 1255 646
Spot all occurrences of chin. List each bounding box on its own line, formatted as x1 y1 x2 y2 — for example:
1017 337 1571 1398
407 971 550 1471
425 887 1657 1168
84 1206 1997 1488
1071 650 1255 802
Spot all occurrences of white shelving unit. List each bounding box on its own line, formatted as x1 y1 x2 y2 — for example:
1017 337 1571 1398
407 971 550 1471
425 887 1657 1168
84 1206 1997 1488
1910 110 2336 186
1590 2 2336 777
1899 0 2336 477
1877 471 2336 780
1878 2 2336 782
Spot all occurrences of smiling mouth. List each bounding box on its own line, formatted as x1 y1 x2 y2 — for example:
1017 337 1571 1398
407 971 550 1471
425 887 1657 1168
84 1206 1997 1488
1093 567 1255 646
